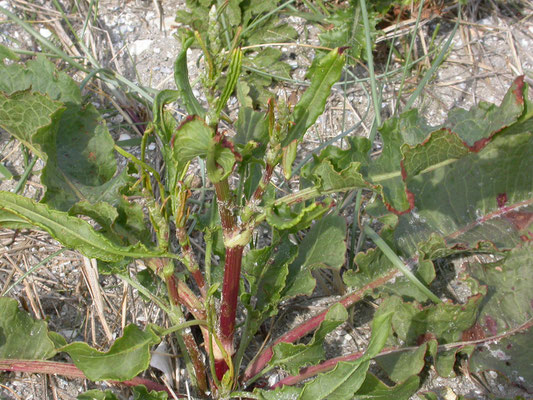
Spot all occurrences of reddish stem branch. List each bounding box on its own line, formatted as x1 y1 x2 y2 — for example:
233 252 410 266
0 359 172 395
165 275 208 394
272 316 533 389
242 270 399 382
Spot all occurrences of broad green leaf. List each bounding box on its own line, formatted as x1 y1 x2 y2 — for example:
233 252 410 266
376 343 428 383
1 84 128 211
60 324 160 381
366 108 436 213
174 37 205 117
382 294 482 345
132 385 168 399
78 390 119 400
0 54 81 103
40 103 123 211
469 328 533 393
0 90 63 158
467 243 533 391
354 373 420 399
283 214 347 298
0 192 163 262
371 78 533 254
269 303 348 375
0 297 57 360
283 49 345 146
172 116 213 163
297 311 392 400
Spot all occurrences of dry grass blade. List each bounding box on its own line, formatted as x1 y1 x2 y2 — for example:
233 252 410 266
81 256 113 342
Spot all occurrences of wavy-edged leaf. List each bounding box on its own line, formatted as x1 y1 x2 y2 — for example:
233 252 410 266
78 390 119 400
132 385 168 399
0 297 57 360
0 54 81 103
0 89 63 159
41 103 124 211
60 324 160 381
283 48 345 146
467 243 533 391
0 192 163 262
266 199 333 231
354 373 420 400
269 303 348 375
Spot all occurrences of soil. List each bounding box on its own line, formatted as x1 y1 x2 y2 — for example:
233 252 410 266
1 0 533 399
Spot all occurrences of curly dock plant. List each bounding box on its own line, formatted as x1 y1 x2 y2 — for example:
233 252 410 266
1 6 533 400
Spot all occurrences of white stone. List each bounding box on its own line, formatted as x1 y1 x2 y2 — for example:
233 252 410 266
118 133 132 141
40 28 52 38
130 39 153 56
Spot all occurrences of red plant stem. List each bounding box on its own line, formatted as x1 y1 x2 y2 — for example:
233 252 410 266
216 245 245 380
166 275 208 394
242 270 399 382
272 316 533 389
0 360 172 395
273 350 366 388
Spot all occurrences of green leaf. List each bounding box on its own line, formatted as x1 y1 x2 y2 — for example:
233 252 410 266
354 373 419 399
41 103 124 211
0 54 81 103
255 385 302 400
0 191 163 262
376 343 428 383
269 303 348 375
78 390 119 400
312 160 372 192
383 294 482 345
467 243 533 391
0 297 57 360
283 48 345 146
297 311 392 400
60 324 160 381
0 89 64 159
283 214 347 298
242 241 296 338
266 199 333 231
132 385 168 400
174 37 206 117
234 107 268 158
319 3 376 63
172 116 213 163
